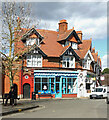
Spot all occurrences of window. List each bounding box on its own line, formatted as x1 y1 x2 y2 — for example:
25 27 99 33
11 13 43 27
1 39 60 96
62 56 75 68
65 41 70 46
83 59 91 70
71 42 77 49
62 78 77 94
27 54 42 67
26 38 36 46
26 38 40 46
34 77 55 94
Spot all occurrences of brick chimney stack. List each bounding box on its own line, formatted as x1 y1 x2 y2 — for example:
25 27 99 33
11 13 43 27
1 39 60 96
92 47 95 53
58 19 68 34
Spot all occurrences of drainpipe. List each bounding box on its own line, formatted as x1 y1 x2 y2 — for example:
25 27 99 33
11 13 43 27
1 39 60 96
21 56 24 98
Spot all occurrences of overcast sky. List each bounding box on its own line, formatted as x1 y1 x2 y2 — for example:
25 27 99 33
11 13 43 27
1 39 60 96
27 2 107 70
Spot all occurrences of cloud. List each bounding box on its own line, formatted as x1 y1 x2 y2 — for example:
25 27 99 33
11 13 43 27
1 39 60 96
30 2 107 20
101 54 109 71
29 2 107 41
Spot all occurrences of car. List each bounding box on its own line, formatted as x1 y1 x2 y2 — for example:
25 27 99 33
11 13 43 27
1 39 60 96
90 86 107 99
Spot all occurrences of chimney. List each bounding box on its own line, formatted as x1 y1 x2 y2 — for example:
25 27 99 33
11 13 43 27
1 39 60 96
58 19 68 34
77 31 82 41
92 47 95 53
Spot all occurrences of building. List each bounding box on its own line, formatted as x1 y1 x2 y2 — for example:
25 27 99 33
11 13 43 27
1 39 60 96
3 19 102 99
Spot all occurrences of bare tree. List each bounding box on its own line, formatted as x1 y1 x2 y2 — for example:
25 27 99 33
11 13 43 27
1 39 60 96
1 2 32 88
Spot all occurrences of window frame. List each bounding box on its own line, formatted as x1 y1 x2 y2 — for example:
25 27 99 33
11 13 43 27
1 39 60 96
27 54 42 67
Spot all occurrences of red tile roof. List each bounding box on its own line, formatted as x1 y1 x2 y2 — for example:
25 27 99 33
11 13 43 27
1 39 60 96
18 26 100 65
75 39 92 59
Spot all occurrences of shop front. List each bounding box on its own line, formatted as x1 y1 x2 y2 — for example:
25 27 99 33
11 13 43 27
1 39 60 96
34 70 78 98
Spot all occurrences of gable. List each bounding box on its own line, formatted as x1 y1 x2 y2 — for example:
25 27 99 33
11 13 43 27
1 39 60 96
21 28 44 41
64 30 82 44
60 46 80 60
84 50 94 61
57 29 82 44
69 36 78 43
23 44 47 58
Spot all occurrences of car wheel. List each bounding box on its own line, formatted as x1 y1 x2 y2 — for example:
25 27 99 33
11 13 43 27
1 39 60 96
100 95 103 99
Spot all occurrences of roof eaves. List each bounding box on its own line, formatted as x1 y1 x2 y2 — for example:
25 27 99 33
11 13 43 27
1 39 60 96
21 28 44 41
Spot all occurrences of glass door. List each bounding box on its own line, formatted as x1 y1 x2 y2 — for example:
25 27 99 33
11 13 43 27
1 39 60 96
55 77 62 98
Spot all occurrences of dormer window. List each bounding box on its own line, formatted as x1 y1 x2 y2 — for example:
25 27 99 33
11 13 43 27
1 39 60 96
65 41 70 46
70 42 77 49
26 38 40 46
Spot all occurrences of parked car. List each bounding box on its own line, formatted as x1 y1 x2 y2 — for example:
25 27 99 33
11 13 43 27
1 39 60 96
90 86 107 99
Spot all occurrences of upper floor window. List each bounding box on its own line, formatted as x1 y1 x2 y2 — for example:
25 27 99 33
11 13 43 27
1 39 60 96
26 38 40 46
71 42 77 49
83 59 91 70
27 54 42 67
62 56 75 68
65 41 70 46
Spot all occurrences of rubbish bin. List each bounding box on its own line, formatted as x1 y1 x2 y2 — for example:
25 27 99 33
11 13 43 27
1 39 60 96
32 92 36 100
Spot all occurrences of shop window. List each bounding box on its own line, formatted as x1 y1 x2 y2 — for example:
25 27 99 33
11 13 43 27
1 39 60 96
34 77 55 94
35 78 41 82
27 54 42 67
62 78 77 94
56 77 60 82
35 82 41 94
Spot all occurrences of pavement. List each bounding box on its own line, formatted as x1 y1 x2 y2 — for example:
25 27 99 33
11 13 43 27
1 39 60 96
0 98 42 116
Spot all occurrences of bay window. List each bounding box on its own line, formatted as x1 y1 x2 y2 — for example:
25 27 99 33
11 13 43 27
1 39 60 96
27 54 42 67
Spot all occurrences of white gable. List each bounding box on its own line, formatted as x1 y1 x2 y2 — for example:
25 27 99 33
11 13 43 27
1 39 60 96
84 50 94 61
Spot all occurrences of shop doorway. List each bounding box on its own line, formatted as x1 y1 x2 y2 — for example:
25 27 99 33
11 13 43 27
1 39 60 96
23 83 30 98
55 77 62 98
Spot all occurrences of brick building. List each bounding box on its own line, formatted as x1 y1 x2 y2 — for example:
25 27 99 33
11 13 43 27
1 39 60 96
3 20 102 98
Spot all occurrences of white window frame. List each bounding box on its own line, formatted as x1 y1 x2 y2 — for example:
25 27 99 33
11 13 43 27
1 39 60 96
26 38 40 46
27 54 42 67
62 56 75 68
71 42 77 49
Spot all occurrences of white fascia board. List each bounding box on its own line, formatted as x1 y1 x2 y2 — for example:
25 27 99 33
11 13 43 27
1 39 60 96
84 50 94 61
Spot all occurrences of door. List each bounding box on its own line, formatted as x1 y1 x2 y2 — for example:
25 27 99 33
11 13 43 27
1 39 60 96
55 77 62 98
23 83 30 98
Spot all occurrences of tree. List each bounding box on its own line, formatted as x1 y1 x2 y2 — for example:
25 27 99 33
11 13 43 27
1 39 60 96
102 68 109 74
1 2 32 88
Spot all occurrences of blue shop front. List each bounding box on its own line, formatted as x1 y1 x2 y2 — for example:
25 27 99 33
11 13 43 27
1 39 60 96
34 70 78 98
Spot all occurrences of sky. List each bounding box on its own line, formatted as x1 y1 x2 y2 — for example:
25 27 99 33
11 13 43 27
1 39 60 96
27 1 108 71
1 0 108 71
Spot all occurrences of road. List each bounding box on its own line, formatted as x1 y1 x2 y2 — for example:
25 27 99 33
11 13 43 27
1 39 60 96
3 99 107 118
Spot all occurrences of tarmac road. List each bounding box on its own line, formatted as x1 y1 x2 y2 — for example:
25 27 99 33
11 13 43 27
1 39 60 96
3 99 107 118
